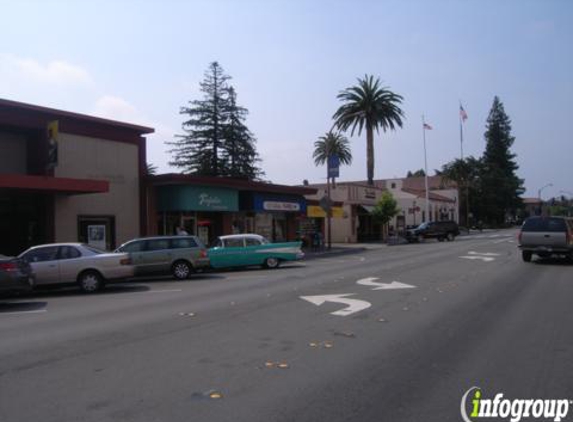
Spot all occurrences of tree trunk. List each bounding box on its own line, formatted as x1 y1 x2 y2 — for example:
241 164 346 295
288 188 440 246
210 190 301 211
366 126 374 185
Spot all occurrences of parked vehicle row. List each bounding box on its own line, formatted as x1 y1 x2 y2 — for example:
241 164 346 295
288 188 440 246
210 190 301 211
1 234 304 295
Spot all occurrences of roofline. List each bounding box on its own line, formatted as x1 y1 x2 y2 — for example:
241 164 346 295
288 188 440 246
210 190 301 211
0 98 154 135
148 174 317 195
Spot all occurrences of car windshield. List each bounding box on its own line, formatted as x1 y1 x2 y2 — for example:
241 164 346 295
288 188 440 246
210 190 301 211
417 223 429 230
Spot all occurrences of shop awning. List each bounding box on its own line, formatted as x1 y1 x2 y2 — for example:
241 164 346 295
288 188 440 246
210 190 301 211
359 205 376 214
0 174 109 194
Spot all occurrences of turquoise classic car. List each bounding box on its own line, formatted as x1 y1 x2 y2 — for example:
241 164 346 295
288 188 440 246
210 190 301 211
208 234 304 269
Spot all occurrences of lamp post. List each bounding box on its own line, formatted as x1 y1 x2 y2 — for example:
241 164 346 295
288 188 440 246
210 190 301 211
538 183 553 200
537 183 552 217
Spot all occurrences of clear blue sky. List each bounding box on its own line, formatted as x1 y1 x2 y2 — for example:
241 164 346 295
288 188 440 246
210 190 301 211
1 0 572 199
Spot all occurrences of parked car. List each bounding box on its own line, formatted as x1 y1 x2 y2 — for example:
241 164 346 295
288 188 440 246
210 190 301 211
405 220 460 242
208 234 304 269
19 243 134 293
0 255 35 296
518 216 573 262
115 236 210 279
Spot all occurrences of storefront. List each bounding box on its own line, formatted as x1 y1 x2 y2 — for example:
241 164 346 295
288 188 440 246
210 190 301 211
0 99 152 254
146 174 316 245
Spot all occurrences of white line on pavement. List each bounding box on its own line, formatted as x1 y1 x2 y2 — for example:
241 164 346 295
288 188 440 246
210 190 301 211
1 309 47 316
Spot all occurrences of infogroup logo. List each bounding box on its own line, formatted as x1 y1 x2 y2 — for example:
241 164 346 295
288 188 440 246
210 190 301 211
461 387 572 422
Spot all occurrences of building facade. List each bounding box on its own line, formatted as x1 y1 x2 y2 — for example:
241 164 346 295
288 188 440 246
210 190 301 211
145 174 316 246
0 99 152 255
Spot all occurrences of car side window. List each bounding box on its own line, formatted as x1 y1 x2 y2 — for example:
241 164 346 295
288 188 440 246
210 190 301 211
245 238 261 247
24 246 59 263
60 246 82 260
225 238 245 248
171 238 198 249
145 239 170 251
121 241 144 253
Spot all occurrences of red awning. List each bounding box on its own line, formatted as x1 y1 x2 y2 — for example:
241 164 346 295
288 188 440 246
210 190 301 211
0 174 109 194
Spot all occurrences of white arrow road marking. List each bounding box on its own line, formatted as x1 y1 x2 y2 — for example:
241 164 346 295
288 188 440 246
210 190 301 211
356 277 416 291
459 256 495 262
468 251 500 256
300 294 371 316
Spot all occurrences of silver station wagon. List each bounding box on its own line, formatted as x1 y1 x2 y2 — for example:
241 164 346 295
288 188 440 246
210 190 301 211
115 236 210 279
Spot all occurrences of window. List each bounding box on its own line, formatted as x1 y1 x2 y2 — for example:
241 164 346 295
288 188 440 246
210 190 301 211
171 238 198 249
146 239 170 251
23 246 59 263
60 246 82 260
224 238 245 248
120 241 144 253
245 237 262 247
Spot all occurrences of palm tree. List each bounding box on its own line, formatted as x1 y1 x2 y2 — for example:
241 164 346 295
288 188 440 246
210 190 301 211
312 131 352 183
333 75 404 185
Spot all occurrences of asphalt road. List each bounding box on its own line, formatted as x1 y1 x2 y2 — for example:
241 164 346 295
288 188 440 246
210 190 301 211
1 230 572 422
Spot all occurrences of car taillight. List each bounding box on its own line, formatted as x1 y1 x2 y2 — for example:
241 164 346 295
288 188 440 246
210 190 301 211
199 249 208 258
120 257 132 265
0 262 18 272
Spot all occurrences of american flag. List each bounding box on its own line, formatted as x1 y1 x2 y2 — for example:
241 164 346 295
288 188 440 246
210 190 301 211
423 123 433 130
460 104 468 122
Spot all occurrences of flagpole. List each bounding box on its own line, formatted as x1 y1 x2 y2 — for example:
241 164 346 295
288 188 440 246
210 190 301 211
422 115 430 223
459 101 464 160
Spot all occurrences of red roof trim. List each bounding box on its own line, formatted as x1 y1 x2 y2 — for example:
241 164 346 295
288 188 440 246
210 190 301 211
0 174 109 194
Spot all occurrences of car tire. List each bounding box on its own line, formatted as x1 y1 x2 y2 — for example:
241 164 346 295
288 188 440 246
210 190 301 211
447 233 455 241
437 236 444 242
172 260 193 280
263 257 280 269
522 251 532 262
78 270 104 293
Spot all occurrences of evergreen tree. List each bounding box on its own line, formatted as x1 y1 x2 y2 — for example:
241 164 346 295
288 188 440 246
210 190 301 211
168 62 263 179
480 96 524 224
221 86 263 179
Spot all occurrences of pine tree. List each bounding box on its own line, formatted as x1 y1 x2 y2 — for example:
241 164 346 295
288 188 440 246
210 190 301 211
221 86 263 180
168 62 230 175
480 96 524 225
168 62 263 179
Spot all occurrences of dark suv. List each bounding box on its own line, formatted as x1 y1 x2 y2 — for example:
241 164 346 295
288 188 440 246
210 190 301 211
518 216 573 262
405 220 460 243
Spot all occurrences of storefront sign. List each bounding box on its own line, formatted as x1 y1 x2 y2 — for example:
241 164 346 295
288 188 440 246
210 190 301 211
263 201 300 211
253 194 306 213
308 205 344 218
157 186 238 212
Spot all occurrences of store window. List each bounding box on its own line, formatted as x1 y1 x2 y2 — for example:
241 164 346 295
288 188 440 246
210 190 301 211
78 216 116 251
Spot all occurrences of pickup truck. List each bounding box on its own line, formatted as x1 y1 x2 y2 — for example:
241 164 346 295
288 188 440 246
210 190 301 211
518 216 573 262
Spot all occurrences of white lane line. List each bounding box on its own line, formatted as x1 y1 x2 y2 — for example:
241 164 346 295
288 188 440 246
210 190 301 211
1 309 47 316
492 238 514 244
142 289 183 294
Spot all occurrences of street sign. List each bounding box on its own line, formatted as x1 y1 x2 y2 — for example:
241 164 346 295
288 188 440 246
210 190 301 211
328 154 340 178
319 195 333 213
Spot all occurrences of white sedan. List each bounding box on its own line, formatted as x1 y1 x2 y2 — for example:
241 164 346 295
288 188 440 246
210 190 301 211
19 243 134 293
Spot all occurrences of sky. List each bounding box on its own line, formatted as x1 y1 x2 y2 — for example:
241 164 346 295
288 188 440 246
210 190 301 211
1 0 572 199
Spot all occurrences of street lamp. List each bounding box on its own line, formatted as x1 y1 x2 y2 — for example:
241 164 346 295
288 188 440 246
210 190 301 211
538 183 553 200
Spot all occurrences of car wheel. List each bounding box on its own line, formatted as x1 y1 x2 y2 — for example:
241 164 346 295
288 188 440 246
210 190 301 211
78 270 104 293
447 233 455 241
172 260 193 280
264 257 280 269
437 236 444 242
522 251 532 262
